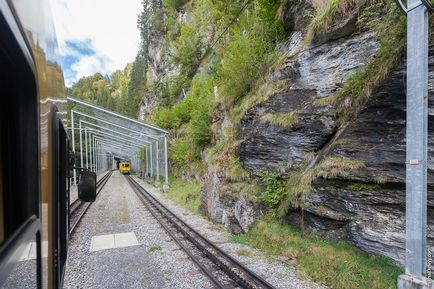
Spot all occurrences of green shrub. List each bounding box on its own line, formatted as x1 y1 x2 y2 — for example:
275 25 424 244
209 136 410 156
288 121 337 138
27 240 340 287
190 107 212 148
256 0 286 39
172 23 203 77
216 15 276 105
258 172 285 208
155 107 178 129
162 0 188 11
170 136 200 171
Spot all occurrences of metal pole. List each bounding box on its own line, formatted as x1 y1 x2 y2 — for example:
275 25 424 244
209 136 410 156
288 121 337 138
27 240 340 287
164 136 169 184
150 144 153 178
398 1 432 288
79 121 83 169
71 111 76 185
156 140 160 182
93 137 96 172
96 143 99 173
145 146 148 177
89 131 93 172
98 143 101 172
85 127 89 169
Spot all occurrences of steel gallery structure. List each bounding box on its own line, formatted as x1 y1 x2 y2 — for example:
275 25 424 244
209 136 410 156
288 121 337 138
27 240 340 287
67 96 169 184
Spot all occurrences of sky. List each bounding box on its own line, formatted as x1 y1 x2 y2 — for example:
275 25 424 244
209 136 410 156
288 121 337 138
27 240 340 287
49 0 142 87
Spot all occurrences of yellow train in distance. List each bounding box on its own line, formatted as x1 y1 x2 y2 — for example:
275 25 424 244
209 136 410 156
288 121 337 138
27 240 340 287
119 162 131 174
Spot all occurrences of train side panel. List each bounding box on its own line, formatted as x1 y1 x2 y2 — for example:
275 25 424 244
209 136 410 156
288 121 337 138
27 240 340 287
0 0 67 288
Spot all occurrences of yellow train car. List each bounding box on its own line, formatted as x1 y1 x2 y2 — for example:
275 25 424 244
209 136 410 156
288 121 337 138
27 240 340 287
0 1 95 288
119 162 131 175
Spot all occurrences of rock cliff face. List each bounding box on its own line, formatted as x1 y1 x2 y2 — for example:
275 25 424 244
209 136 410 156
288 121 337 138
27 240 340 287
201 30 434 265
288 53 434 264
217 37 434 263
238 31 379 175
200 168 264 234
138 6 181 121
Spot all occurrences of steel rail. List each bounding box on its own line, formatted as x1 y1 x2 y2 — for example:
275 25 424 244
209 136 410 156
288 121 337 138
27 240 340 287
125 175 275 289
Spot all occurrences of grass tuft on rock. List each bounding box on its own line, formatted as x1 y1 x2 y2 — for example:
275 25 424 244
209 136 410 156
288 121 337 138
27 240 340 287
332 4 406 121
260 111 299 129
277 157 365 216
232 216 403 289
305 0 365 44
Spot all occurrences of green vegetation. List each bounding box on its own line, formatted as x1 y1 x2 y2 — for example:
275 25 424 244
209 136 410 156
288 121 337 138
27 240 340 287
334 7 405 121
277 157 365 216
148 0 287 178
305 0 363 44
162 0 188 11
260 111 299 129
148 245 162 252
232 216 403 289
68 66 143 118
257 172 285 208
215 16 278 106
165 177 203 214
313 1 406 122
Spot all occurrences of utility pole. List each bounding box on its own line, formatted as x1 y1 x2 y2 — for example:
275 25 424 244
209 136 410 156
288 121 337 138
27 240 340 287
395 0 433 288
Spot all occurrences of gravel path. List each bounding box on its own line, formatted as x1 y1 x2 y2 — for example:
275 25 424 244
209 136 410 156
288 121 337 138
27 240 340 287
131 175 324 289
65 171 212 289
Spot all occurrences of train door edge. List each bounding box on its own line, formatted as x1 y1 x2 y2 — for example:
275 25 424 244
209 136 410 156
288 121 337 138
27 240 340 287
51 105 69 289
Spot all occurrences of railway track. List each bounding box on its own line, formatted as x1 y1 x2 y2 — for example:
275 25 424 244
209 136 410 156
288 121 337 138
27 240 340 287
125 175 276 289
69 170 113 235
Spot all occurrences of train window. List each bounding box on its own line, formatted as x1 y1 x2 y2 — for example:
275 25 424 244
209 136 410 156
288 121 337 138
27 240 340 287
0 4 41 288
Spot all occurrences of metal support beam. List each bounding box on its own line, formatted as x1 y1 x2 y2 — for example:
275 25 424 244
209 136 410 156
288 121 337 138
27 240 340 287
79 120 152 145
79 121 83 169
155 140 160 182
164 137 168 184
67 96 169 134
71 110 76 184
398 1 433 288
89 130 93 172
71 110 158 141
83 126 149 148
150 144 153 177
85 127 89 169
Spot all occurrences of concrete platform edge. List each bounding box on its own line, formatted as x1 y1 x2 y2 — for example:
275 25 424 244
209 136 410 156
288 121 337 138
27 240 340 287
398 274 434 289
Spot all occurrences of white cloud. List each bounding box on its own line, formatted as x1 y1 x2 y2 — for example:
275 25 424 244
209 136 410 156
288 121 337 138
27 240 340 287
71 55 107 79
49 0 142 84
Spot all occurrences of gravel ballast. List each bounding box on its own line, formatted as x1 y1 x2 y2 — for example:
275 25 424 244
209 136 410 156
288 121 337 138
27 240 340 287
65 171 212 289
131 175 324 289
